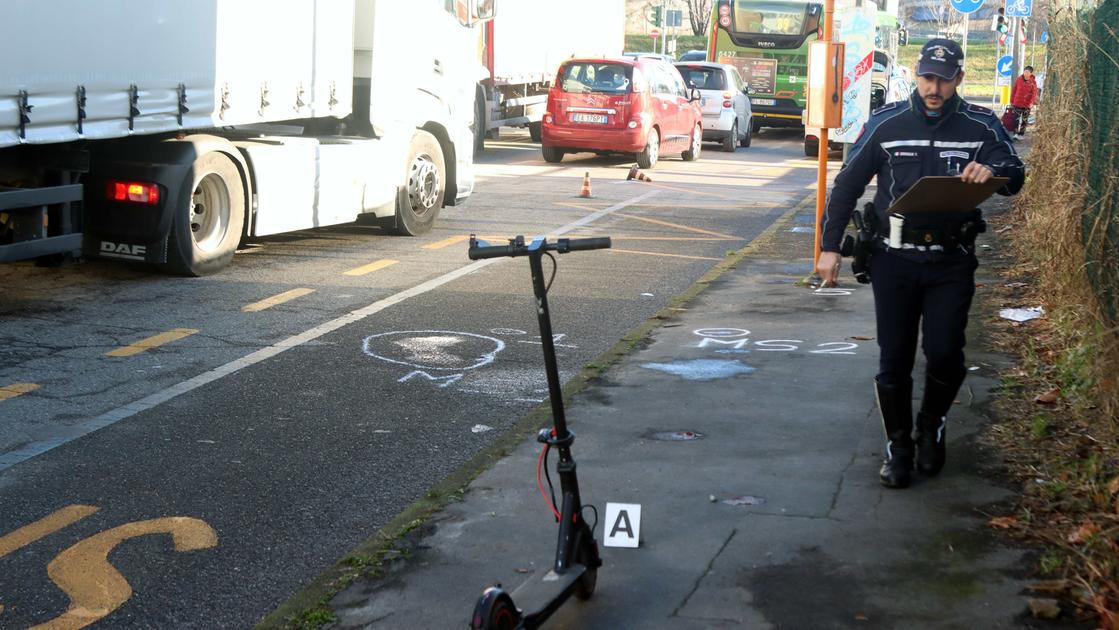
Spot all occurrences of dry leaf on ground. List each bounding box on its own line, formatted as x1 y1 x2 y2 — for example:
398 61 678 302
1035 388 1061 404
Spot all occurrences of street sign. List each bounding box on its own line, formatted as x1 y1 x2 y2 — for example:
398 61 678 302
950 0 984 14
997 54 1014 77
1041 30 1049 43
666 9 683 27
650 27 661 39
1005 0 1032 17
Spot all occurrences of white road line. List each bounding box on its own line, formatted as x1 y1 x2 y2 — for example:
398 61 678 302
0 190 661 471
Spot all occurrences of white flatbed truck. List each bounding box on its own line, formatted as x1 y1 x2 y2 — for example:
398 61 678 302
0 0 494 275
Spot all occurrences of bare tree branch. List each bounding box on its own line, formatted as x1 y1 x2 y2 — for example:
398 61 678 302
687 0 712 36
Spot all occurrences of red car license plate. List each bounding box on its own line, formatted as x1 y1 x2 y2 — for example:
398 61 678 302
572 113 608 124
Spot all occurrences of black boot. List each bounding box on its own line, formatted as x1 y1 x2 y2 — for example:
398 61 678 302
915 374 961 476
875 378 914 489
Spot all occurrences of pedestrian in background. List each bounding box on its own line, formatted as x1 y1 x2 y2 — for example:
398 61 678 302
816 39 1026 489
1008 66 1038 139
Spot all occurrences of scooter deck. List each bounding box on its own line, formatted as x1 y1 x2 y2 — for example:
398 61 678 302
510 562 589 628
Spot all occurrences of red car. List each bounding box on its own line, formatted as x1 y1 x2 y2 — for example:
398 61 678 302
541 56 704 168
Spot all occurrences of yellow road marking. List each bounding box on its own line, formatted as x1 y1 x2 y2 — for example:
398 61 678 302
643 182 739 199
554 201 601 212
613 213 739 239
343 259 399 276
0 505 100 559
607 248 722 261
602 236 743 242
106 329 198 358
36 517 217 630
423 235 472 250
0 382 39 402
242 288 315 312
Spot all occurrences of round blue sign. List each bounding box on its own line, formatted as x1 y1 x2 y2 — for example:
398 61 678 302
950 0 983 14
997 55 1014 77
1041 30 1049 43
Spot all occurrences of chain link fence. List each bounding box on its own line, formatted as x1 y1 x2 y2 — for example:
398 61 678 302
1083 0 1119 327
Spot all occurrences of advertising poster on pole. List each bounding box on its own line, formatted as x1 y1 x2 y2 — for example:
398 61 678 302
832 1 877 143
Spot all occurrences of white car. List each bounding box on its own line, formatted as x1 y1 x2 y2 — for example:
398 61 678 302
674 62 753 151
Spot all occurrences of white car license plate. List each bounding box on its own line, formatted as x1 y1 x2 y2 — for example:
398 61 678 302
572 113 608 124
751 98 776 106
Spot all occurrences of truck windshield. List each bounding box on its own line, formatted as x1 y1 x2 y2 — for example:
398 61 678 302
560 63 632 94
733 2 810 36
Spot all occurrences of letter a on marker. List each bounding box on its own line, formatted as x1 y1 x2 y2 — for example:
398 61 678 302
603 502 641 548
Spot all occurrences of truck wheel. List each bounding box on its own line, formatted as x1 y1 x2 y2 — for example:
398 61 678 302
751 118 761 134
804 138 818 157
390 130 444 236
473 90 486 156
740 118 752 148
166 151 246 276
636 128 659 169
529 121 542 143
541 145 564 163
682 124 702 161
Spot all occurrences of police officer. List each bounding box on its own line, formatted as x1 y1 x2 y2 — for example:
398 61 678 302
816 39 1025 489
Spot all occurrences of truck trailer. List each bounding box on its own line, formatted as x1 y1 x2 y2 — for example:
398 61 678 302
0 0 494 275
475 0 624 147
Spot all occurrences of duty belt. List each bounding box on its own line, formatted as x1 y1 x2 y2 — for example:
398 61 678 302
877 211 987 251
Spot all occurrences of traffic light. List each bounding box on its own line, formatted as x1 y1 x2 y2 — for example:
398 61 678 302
996 8 1008 34
651 6 663 27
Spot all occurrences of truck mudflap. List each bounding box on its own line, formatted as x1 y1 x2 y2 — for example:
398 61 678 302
90 235 169 264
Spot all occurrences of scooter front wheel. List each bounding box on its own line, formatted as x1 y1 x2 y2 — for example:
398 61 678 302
471 587 521 630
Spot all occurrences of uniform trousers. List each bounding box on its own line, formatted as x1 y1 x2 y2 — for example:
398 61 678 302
869 251 979 389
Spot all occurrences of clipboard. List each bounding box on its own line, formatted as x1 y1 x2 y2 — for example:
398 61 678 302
888 176 1009 214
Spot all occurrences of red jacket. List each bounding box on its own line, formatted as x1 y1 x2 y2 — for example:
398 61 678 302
1011 75 1038 108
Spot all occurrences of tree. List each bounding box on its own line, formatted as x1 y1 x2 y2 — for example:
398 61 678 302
687 0 712 36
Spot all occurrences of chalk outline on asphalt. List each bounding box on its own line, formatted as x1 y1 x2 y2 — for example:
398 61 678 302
0 190 661 472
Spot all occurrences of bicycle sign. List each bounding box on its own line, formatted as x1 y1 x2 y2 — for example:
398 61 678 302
1005 0 1032 18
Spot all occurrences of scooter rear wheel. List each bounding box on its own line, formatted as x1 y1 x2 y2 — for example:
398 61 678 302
471 588 520 629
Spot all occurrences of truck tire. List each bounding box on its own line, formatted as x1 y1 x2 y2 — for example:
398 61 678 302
636 128 659 169
804 138 818 157
751 118 761 134
389 129 444 236
529 121 542 143
473 89 486 156
740 117 752 148
166 151 246 276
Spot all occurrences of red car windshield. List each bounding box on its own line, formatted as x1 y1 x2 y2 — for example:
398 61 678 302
559 62 632 94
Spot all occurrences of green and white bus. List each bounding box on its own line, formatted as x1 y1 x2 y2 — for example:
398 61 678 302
707 0 823 130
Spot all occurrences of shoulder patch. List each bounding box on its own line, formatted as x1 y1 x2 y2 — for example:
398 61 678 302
967 103 993 116
872 101 903 115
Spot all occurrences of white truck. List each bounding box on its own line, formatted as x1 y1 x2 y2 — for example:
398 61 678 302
0 0 494 275
475 0 624 147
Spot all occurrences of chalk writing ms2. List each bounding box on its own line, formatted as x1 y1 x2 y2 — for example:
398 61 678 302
693 328 859 355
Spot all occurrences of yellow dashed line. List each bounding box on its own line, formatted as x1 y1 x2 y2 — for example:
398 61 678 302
0 383 39 402
554 201 601 212
343 259 399 276
106 328 198 358
423 235 472 250
606 236 743 242
607 248 723 261
242 288 315 312
0 505 100 558
643 182 740 199
613 213 739 239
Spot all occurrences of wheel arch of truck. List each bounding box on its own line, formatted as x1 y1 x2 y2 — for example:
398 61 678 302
86 134 253 258
420 121 460 207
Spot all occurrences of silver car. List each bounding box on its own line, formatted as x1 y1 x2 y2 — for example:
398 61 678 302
674 61 753 151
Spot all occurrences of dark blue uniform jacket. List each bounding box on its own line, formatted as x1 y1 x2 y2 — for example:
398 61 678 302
820 91 1025 258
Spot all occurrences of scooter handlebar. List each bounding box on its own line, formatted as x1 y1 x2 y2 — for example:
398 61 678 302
467 235 611 259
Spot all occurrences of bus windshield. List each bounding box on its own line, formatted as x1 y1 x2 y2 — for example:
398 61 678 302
733 2 809 36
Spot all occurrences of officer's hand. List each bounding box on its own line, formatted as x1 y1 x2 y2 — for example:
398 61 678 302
960 161 995 184
816 251 841 287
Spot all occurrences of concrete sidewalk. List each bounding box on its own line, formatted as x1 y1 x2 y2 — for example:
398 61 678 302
325 202 1038 629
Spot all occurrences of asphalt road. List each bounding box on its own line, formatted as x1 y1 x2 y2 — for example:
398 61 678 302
0 127 832 628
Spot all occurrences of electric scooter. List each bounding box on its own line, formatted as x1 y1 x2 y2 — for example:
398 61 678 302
467 234 610 630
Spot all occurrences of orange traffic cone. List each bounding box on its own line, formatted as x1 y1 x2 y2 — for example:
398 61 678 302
627 165 652 182
578 171 593 198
